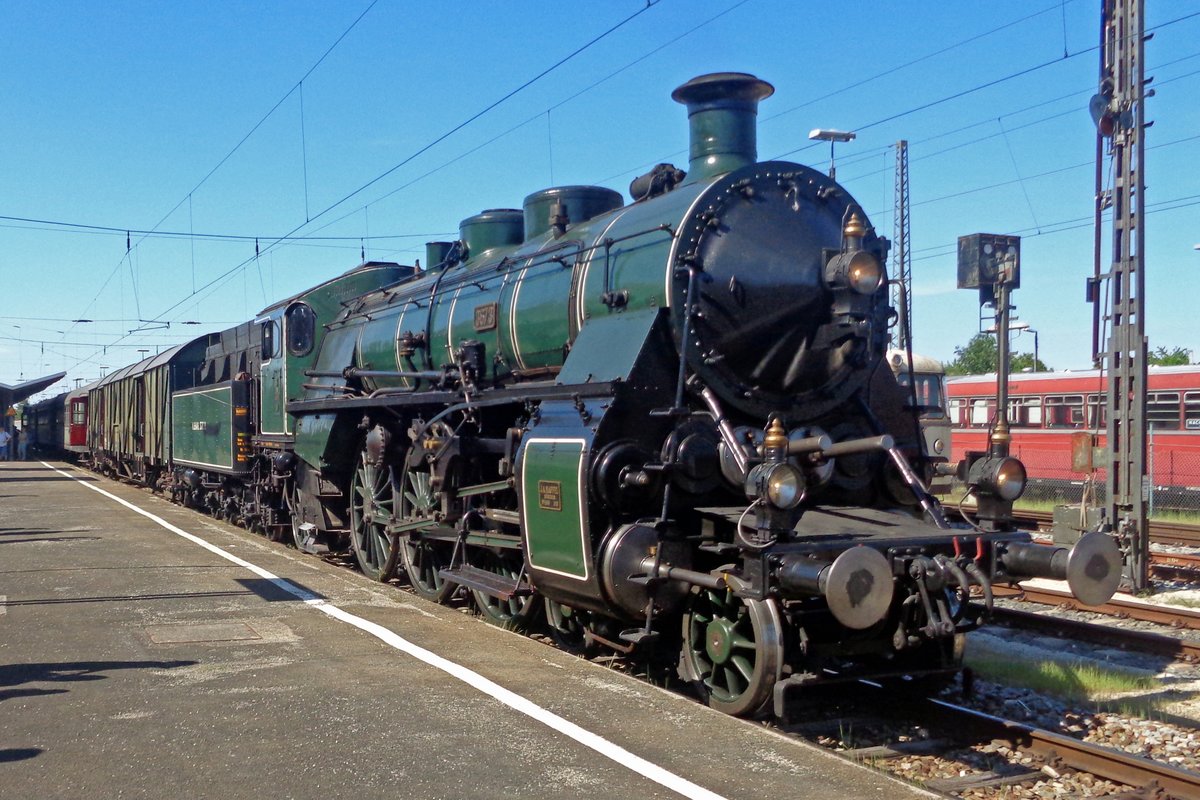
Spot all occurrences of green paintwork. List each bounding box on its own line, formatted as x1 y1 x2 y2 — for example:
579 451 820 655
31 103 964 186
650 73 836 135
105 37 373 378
522 186 622 241
425 241 454 269
558 308 660 385
294 413 335 468
259 262 414 438
509 246 577 371
575 184 702 326
287 172 719 471
522 439 588 580
355 314 403 390
459 209 523 260
259 310 287 436
293 326 359 468
673 73 773 182
172 381 251 473
290 174 711 404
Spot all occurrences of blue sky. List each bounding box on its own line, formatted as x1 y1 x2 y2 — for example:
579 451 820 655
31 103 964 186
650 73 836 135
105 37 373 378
3 1 1199 398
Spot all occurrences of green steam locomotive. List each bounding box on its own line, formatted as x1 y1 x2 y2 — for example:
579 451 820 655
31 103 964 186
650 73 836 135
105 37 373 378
59 72 1119 718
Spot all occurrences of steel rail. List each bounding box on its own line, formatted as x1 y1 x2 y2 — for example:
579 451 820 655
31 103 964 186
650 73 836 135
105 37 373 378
927 698 1200 800
1007 508 1200 547
990 605 1200 661
993 583 1200 631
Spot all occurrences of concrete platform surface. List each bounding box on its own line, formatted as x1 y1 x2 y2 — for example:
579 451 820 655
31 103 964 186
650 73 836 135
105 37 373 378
0 462 931 799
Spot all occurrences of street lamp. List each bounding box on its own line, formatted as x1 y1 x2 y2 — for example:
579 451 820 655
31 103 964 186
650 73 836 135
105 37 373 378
808 128 856 180
1009 322 1039 372
986 321 1039 373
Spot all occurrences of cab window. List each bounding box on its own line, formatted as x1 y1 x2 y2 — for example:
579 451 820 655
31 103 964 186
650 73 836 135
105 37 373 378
261 319 278 360
285 304 315 357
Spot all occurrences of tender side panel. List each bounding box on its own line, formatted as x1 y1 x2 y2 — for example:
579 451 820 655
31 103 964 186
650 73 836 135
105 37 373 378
172 382 251 473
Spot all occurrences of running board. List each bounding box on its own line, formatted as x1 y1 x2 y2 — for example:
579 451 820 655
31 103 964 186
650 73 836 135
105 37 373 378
438 565 532 601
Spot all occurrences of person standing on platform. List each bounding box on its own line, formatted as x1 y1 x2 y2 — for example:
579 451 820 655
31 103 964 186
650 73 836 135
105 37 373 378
0 427 10 461
18 427 30 460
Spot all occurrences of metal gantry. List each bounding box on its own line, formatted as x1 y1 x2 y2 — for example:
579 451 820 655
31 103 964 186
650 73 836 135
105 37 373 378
891 140 912 347
1092 0 1149 591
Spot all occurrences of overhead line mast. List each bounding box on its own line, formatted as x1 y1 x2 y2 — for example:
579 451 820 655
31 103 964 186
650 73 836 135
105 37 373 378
891 140 912 347
1090 0 1150 591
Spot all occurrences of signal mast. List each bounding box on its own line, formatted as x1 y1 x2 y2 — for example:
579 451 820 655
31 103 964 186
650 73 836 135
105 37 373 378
1089 0 1150 591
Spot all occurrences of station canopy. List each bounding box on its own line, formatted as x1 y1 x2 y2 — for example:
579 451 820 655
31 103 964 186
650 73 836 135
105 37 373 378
1 372 67 416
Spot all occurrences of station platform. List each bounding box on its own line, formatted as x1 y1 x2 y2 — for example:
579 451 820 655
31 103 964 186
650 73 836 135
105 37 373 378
0 461 931 799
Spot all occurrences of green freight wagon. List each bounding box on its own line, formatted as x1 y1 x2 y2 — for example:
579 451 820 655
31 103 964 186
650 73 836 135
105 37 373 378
88 337 208 486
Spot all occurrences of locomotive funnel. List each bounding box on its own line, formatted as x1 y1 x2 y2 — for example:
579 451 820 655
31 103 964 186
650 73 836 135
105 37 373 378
672 72 774 182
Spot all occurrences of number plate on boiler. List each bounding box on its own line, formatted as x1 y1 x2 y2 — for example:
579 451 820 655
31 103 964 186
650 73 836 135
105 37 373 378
474 302 498 332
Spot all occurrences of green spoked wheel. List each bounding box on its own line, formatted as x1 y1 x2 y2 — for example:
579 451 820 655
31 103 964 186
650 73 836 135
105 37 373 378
545 599 594 656
285 485 309 552
680 581 784 717
349 455 400 582
469 548 538 630
397 461 454 603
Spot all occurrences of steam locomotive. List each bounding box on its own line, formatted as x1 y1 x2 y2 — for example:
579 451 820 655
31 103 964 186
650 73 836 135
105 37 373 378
27 73 1121 717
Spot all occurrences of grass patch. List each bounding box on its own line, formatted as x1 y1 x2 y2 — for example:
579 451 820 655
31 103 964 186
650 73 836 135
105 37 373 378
966 646 1155 703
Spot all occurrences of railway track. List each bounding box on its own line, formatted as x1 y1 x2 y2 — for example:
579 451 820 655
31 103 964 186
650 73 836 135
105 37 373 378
785 690 1200 799
990 604 1200 662
1010 508 1200 548
992 583 1200 632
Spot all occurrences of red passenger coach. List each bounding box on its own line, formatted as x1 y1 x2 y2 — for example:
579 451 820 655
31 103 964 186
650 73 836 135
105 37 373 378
66 388 89 449
946 367 1200 504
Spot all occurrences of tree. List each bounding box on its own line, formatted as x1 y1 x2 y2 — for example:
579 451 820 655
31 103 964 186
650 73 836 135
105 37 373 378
944 333 996 376
1011 352 1050 373
1148 345 1191 366
944 332 1049 375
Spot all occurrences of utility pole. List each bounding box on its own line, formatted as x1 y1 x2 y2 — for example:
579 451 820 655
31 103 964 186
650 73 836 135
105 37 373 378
1089 0 1150 591
891 140 912 347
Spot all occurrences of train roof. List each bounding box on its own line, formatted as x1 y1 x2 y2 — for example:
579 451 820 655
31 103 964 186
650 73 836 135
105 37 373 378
255 261 413 317
947 364 1200 385
67 380 100 401
885 349 944 374
93 338 204 389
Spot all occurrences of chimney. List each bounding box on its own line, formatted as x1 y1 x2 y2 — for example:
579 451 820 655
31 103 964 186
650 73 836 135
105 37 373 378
671 72 774 182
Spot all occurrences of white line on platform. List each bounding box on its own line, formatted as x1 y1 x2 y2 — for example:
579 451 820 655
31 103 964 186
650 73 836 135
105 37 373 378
0 595 6 615
41 462 728 800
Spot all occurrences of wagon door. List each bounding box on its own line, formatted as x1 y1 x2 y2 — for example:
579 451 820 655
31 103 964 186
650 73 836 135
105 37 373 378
69 397 87 447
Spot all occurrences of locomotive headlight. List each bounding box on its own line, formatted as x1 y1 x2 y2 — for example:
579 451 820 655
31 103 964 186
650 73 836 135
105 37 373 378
824 250 884 295
846 251 883 294
746 462 805 509
968 456 1027 501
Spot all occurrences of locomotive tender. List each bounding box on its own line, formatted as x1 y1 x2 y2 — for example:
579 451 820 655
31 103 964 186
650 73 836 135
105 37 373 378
37 73 1121 717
